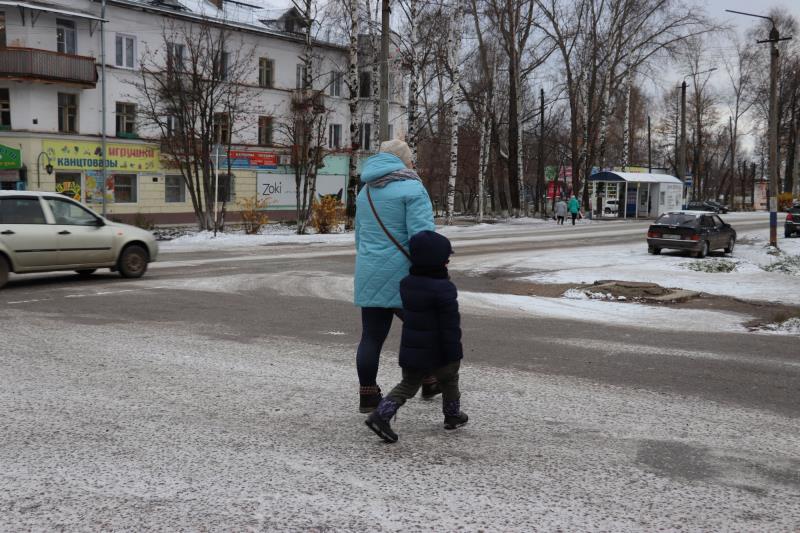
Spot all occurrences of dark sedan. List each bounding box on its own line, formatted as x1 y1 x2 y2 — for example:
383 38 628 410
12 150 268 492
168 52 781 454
647 211 736 258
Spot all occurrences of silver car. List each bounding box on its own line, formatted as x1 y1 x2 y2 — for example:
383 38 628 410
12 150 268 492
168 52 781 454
0 191 158 289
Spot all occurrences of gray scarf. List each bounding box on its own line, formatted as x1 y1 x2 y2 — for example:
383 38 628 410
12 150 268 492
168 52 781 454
369 168 422 188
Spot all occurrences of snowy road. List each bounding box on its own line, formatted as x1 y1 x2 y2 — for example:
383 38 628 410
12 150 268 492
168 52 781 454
1 213 799 530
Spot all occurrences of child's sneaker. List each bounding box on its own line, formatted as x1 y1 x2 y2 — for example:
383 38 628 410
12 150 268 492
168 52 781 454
359 385 382 413
365 398 400 443
443 399 469 430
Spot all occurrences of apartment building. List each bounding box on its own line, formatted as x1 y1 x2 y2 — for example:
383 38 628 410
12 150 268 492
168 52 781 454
0 0 406 223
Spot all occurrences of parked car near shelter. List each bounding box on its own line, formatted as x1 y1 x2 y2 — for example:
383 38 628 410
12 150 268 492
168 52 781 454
686 200 728 214
603 199 619 214
0 191 158 289
646 211 736 258
786 203 800 238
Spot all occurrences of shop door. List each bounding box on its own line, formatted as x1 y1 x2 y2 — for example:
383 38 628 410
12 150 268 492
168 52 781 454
44 197 114 266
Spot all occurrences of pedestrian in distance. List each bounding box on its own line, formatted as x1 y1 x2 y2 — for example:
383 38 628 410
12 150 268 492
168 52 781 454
568 195 580 225
354 140 441 414
365 230 468 443
555 197 567 225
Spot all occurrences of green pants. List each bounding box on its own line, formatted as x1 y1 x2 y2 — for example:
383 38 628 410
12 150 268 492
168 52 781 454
386 361 461 405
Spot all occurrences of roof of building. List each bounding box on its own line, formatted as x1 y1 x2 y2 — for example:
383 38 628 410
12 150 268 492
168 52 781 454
588 171 682 185
102 0 348 49
0 0 108 22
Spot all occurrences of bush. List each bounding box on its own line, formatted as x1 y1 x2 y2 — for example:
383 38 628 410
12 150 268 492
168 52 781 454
778 192 794 211
311 194 344 234
238 196 270 235
763 254 800 276
132 212 155 230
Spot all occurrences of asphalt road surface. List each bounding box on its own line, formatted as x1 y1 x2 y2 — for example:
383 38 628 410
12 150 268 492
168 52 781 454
2 215 798 530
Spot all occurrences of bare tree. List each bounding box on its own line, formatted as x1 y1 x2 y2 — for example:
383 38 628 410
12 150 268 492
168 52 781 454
134 20 258 231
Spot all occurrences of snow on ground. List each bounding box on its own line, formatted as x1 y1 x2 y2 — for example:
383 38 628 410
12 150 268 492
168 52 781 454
161 225 354 252
453 229 800 305
144 271 752 334
2 312 798 531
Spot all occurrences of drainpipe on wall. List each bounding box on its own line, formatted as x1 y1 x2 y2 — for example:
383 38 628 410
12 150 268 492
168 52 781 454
100 0 108 217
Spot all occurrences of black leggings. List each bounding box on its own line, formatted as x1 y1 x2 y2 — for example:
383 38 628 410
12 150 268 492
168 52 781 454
356 307 402 386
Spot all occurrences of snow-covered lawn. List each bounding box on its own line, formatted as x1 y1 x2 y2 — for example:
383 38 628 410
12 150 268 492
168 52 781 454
161 225 354 252
453 229 800 305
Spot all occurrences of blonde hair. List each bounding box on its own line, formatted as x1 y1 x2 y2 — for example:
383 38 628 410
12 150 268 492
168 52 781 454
379 139 413 168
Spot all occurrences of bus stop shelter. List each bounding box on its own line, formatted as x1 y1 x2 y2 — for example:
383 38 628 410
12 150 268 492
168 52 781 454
588 171 683 219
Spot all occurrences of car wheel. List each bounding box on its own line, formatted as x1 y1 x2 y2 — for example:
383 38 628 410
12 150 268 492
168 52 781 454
117 245 148 279
724 238 735 254
648 246 661 255
76 269 97 277
0 256 8 290
696 240 709 258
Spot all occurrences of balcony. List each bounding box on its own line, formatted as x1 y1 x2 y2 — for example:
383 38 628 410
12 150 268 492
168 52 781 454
0 48 98 88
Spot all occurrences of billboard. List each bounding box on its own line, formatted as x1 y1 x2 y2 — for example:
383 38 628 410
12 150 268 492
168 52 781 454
257 173 347 210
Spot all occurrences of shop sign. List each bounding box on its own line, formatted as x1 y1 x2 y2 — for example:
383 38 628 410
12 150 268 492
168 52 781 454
43 140 160 172
221 150 278 170
0 144 21 170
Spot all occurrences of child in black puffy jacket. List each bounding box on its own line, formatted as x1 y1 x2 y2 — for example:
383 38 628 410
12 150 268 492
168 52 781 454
365 230 468 443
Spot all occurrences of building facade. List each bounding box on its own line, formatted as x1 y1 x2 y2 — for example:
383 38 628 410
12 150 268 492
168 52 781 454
0 0 406 224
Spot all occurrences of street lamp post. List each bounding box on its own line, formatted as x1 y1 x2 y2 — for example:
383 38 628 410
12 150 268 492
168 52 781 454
726 9 792 247
36 151 53 189
677 68 716 203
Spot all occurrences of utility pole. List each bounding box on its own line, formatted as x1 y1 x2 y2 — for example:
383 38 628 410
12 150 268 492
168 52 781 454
727 9 792 246
379 0 390 142
730 116 735 206
100 0 108 217
678 80 687 184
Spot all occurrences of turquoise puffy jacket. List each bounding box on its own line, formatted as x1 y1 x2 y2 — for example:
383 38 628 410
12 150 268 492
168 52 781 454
354 153 435 308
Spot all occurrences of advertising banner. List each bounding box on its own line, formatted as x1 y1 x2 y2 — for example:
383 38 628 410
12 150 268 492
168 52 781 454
0 144 21 170
43 140 160 172
222 150 278 170
257 173 347 210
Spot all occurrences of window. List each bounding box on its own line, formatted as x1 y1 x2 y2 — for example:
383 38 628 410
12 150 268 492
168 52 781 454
113 174 137 203
115 102 136 137
216 174 233 202
258 116 273 146
329 71 342 97
0 12 6 48
213 113 230 144
165 175 185 203
215 51 229 80
165 115 177 137
55 172 82 201
329 124 342 149
359 71 371 98
56 19 77 54
0 198 46 224
359 122 371 151
259 58 274 88
387 124 394 140
296 64 308 89
46 198 98 226
115 34 135 68
166 42 185 74
0 88 10 129
57 93 78 133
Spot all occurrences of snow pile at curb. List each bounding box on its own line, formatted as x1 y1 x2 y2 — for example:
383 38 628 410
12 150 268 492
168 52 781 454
562 288 626 301
755 317 800 336
161 228 354 251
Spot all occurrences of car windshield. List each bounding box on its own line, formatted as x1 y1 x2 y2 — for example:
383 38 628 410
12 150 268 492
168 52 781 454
655 213 696 226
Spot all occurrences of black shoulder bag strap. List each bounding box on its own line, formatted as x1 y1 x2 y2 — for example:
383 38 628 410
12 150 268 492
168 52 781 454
366 185 411 260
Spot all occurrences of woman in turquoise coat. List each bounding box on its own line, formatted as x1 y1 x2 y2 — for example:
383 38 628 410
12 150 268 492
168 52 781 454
354 140 435 413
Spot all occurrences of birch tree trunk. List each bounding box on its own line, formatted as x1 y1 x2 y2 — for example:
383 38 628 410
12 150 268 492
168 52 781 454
622 65 632 170
368 0 380 149
346 0 360 229
477 93 490 223
445 0 463 225
516 77 525 216
406 0 419 163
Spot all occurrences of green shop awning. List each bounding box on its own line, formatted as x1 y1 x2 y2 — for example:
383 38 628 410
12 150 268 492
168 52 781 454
0 144 21 170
